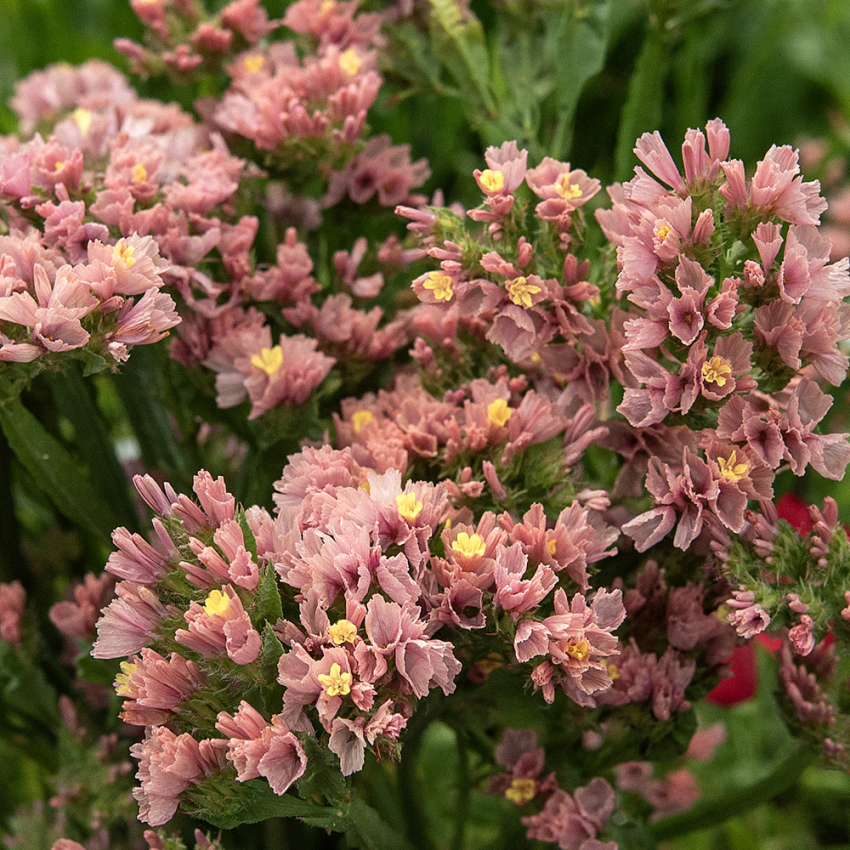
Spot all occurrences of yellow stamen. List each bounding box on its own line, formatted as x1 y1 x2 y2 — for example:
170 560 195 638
487 398 512 427
132 162 148 183
339 48 362 76
547 538 557 556
504 777 537 805
555 172 582 200
317 662 352 697
507 276 542 309
607 663 620 680
243 54 265 73
702 355 733 387
479 168 505 194
251 345 284 376
565 638 590 661
352 409 373 434
451 531 486 559
530 352 542 363
72 107 93 136
328 619 358 645
717 449 749 482
204 589 231 618
113 240 136 268
359 479 371 493
114 660 136 697
319 0 335 13
396 491 424 522
422 271 454 302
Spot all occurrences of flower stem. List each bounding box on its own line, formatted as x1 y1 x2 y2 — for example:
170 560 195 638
451 731 471 850
649 745 815 841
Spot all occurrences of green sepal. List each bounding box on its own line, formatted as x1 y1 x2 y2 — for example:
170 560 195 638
255 563 284 625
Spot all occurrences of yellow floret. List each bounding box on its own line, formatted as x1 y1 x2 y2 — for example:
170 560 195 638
507 276 542 308
203 588 231 617
132 162 148 183
505 777 537 805
701 355 733 387
565 638 590 661
114 660 136 697
718 449 749 482
113 240 136 268
396 491 424 522
243 54 265 73
352 409 374 434
487 398 512 427
451 531 486 559
555 172 583 200
339 48 362 76
329 619 358 645
317 662 352 697
422 271 454 302
72 108 93 136
251 345 284 376
479 168 505 194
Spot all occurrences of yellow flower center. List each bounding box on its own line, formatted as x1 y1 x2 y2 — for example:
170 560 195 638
329 619 358 645
701 356 733 387
203 589 231 618
317 662 352 697
72 107 93 135
530 352 542 363
507 276 542 309
451 531 486 559
243 54 265 73
547 538 557 556
555 172 582 200
565 638 590 661
396 491 424 522
352 409 374 434
339 48 362 76
487 398 512 427
422 271 454 302
250 345 284 376
654 221 673 242
319 0 336 13
479 169 505 194
504 777 537 805
607 663 620 680
113 240 136 268
132 162 148 183
718 449 749 482
114 660 136 697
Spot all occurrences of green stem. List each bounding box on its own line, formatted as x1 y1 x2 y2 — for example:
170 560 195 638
649 746 815 841
397 694 443 850
0 425 26 586
451 731 471 850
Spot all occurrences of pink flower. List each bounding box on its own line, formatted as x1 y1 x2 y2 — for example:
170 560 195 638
92 581 169 659
175 584 262 664
0 581 26 647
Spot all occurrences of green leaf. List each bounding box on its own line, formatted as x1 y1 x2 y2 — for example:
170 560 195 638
48 365 139 531
255 564 284 625
0 641 60 736
75 646 120 688
428 0 495 114
546 0 612 158
348 793 417 850
0 394 121 541
296 735 347 805
190 775 342 830
614 22 669 181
